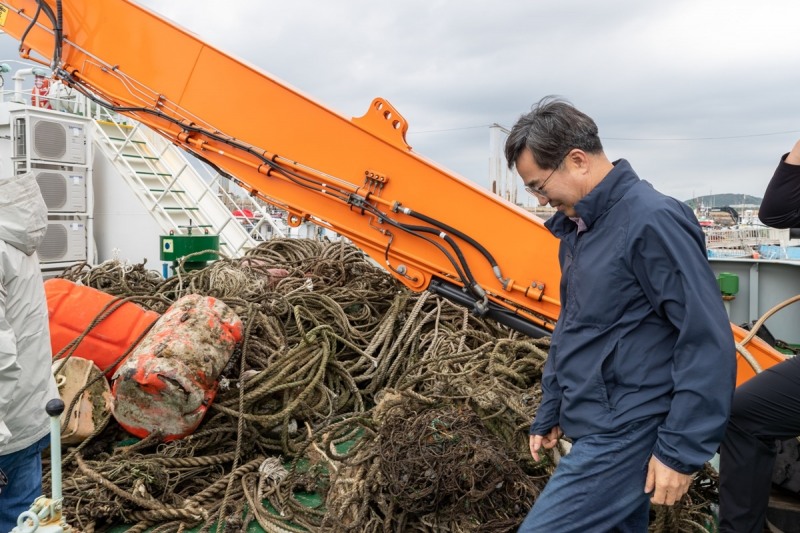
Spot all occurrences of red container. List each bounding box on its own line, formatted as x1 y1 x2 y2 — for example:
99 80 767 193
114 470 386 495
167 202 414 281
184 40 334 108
112 294 243 441
45 279 160 376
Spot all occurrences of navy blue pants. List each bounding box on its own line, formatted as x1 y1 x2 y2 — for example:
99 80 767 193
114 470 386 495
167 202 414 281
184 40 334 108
0 434 50 533
518 417 662 533
718 355 800 533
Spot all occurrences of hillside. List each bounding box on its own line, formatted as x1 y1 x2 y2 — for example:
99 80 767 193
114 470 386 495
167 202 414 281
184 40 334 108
685 194 762 209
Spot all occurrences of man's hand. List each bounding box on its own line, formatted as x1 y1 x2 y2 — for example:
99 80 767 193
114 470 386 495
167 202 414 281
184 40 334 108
530 425 561 462
644 455 693 505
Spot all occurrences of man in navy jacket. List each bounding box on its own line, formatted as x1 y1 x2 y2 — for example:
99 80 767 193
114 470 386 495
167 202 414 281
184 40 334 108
506 97 736 532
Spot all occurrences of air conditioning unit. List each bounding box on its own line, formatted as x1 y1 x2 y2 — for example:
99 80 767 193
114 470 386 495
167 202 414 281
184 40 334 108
33 168 87 212
21 115 88 165
39 220 86 263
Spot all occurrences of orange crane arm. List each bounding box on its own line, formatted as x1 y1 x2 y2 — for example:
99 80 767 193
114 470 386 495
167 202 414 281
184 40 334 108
0 1 788 382
0 0 560 336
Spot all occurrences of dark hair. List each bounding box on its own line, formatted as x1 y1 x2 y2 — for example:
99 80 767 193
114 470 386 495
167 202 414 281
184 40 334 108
505 96 603 170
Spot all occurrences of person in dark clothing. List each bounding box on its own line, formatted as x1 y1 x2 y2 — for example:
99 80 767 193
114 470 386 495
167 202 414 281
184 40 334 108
506 97 737 532
757 139 800 228
718 139 800 533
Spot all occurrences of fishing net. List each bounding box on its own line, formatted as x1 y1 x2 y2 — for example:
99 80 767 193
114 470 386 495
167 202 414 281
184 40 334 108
46 238 720 532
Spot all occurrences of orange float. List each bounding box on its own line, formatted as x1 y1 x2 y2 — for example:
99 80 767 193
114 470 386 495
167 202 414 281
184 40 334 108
45 279 161 376
731 323 787 387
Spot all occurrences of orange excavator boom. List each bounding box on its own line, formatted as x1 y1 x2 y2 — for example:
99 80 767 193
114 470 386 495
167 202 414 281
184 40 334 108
0 0 786 379
0 0 561 337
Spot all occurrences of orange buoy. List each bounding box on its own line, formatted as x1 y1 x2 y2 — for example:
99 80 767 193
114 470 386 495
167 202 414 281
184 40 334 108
45 279 161 376
731 323 786 387
111 294 243 441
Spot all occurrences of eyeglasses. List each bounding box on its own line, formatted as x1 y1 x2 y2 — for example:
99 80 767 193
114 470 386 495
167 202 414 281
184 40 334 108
524 155 565 197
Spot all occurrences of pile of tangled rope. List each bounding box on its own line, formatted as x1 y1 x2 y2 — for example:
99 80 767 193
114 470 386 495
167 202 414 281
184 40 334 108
49 239 720 532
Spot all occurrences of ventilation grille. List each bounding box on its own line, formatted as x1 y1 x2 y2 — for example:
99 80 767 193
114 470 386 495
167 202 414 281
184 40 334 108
36 172 67 210
40 223 67 261
33 120 67 160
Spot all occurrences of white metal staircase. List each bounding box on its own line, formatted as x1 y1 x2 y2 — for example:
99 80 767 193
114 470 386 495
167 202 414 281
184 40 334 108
90 108 267 258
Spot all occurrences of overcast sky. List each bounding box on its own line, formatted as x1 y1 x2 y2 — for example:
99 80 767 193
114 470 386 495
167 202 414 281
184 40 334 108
4 0 799 206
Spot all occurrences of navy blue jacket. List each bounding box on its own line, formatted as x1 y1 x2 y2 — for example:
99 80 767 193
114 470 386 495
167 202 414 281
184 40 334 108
531 159 736 474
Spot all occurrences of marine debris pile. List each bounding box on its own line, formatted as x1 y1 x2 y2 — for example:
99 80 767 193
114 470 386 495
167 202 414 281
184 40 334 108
49 239 719 533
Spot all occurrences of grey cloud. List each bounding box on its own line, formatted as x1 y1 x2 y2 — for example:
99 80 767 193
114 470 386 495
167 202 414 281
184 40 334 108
3 0 798 204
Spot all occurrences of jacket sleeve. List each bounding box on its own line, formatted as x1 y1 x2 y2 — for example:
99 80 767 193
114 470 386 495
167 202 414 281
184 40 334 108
630 206 736 473
0 277 23 447
759 154 800 229
530 345 562 435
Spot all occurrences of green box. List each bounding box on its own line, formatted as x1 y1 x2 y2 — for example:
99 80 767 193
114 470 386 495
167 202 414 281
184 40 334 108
716 272 739 296
160 234 219 262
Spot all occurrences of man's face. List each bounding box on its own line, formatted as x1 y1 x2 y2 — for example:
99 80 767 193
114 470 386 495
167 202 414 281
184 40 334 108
516 147 580 218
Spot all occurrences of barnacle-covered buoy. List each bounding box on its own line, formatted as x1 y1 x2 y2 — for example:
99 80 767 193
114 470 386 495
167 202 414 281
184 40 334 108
111 294 243 441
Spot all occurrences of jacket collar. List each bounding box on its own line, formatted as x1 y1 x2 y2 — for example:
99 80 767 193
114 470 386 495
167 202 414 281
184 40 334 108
545 159 639 238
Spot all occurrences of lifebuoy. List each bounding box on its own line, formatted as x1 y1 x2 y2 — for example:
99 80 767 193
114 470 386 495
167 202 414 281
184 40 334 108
31 76 52 109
